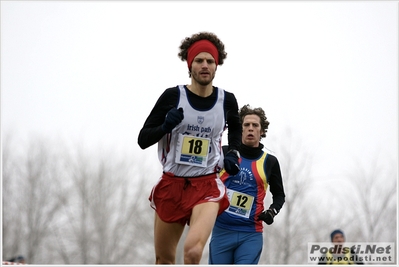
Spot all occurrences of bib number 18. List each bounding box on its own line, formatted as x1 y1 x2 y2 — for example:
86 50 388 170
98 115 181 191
176 134 210 167
188 139 203 154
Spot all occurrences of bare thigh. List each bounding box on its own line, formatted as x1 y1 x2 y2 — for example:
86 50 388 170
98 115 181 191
153 212 185 264
184 202 220 263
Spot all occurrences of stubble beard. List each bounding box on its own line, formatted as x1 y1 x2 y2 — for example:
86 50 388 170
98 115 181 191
192 71 215 86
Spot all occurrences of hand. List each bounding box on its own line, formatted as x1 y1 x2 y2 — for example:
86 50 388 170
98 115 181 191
257 208 277 225
162 107 184 133
223 150 240 175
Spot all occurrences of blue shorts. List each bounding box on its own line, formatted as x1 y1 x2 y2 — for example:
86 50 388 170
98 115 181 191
208 225 263 264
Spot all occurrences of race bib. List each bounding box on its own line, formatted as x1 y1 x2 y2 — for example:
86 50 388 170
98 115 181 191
175 134 210 167
226 189 254 218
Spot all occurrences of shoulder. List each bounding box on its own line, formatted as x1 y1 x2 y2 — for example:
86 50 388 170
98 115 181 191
155 86 180 105
265 151 278 163
218 88 238 109
221 89 236 99
161 86 179 97
264 152 282 171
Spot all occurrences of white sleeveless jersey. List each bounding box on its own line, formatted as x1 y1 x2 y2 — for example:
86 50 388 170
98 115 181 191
158 85 226 177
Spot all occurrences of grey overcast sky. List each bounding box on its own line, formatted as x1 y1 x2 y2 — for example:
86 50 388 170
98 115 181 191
1 1 397 180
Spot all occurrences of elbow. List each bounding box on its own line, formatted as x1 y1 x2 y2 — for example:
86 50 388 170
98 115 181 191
138 142 147 150
137 132 148 150
137 138 151 150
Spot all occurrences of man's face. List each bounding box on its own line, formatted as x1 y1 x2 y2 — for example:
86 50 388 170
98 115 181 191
332 233 345 244
190 52 216 86
242 114 264 147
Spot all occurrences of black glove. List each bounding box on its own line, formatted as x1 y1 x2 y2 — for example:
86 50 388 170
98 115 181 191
257 208 278 225
223 150 240 175
162 107 184 133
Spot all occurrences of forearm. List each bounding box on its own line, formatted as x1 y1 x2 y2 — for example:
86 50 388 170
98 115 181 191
138 125 165 149
270 191 285 211
137 87 178 149
225 92 241 150
269 177 285 211
227 126 241 150
268 158 286 211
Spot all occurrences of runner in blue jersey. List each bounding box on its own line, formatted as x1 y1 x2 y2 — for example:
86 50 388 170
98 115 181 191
208 104 286 264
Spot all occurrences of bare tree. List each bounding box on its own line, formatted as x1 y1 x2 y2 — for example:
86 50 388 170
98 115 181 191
52 144 159 264
3 134 161 264
343 155 397 243
2 135 67 264
2 133 25 261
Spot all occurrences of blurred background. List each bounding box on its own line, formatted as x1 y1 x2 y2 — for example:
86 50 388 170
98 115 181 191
2 1 397 264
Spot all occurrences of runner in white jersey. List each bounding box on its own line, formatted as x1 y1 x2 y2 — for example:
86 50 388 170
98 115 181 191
158 85 226 177
138 32 241 264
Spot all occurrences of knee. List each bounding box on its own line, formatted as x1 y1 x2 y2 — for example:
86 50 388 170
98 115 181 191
184 244 203 264
155 255 175 264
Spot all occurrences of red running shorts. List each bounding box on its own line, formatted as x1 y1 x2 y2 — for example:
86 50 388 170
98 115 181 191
149 172 229 225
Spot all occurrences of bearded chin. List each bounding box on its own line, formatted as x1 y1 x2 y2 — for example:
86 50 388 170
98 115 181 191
193 73 215 86
198 80 211 86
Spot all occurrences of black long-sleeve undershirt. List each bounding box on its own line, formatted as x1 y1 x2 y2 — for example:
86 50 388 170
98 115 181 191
223 143 286 212
138 85 241 151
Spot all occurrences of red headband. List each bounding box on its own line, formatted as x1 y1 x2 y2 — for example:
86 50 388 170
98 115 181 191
187 39 219 70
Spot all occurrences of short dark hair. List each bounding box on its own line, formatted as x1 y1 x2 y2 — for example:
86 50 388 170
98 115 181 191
178 32 227 66
330 229 345 241
239 104 270 138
